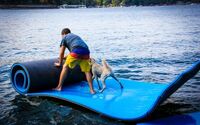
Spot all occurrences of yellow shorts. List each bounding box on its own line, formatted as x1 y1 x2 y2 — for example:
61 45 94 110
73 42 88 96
65 54 91 72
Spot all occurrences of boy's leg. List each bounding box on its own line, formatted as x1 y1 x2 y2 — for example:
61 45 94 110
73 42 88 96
54 63 69 91
85 72 95 94
54 54 78 90
80 59 95 94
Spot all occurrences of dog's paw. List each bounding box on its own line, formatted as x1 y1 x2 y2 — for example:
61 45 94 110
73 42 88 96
99 88 105 93
99 90 103 93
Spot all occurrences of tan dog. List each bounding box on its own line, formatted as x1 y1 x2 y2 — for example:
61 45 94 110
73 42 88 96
90 58 123 93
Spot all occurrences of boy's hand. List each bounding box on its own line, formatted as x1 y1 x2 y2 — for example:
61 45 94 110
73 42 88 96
63 55 68 60
54 62 61 67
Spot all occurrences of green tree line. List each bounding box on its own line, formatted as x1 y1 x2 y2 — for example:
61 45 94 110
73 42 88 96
0 0 199 6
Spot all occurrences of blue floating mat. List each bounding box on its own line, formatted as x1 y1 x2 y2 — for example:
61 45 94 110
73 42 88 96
137 112 200 125
10 59 200 121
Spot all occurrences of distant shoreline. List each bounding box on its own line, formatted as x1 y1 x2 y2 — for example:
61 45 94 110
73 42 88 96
0 3 199 9
0 4 58 9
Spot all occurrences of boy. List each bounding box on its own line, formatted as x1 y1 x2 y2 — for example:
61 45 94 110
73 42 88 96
54 28 95 94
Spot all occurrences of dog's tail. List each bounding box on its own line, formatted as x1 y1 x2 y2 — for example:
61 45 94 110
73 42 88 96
102 59 110 69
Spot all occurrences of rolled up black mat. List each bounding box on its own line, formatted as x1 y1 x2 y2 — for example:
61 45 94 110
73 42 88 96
11 58 86 94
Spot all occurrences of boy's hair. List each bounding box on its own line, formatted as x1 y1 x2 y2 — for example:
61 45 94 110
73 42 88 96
61 28 71 35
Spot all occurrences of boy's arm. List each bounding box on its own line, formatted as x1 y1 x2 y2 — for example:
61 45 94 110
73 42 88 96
54 46 65 66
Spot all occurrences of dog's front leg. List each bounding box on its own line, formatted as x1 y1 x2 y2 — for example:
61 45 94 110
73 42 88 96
96 77 101 90
99 76 106 93
111 74 123 89
92 74 101 90
92 75 95 80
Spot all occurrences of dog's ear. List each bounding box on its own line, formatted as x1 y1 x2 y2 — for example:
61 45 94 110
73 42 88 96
102 58 107 64
102 58 106 62
102 58 110 68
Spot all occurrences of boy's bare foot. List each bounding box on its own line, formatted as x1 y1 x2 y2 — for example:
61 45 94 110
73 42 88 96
90 90 96 94
52 87 62 91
